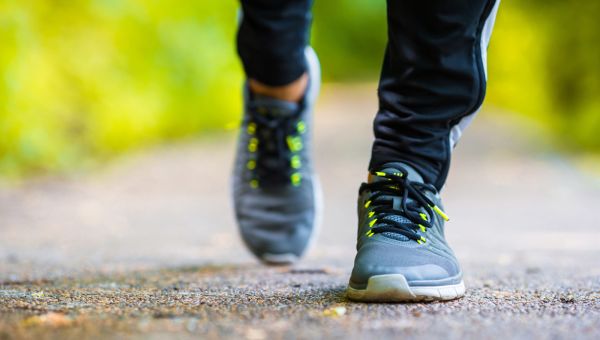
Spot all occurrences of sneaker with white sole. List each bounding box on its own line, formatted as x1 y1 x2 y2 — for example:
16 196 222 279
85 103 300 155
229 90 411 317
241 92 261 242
347 162 465 302
232 47 321 265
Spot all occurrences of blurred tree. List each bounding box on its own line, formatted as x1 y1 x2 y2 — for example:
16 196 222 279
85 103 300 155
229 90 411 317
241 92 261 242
488 1 600 150
0 1 599 178
0 1 242 177
313 0 387 81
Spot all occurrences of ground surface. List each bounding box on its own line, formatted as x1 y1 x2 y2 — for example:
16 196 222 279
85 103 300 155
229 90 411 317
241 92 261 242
1 85 599 339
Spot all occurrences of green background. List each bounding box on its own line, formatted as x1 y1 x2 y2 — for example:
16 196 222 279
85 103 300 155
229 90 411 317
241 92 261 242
1 1 599 178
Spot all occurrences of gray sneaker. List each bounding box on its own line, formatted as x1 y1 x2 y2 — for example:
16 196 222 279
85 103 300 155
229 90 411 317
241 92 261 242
347 162 465 302
232 47 321 265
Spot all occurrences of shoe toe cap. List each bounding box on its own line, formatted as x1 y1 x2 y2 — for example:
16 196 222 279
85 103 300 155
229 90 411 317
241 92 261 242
235 184 317 262
350 239 460 288
238 216 313 262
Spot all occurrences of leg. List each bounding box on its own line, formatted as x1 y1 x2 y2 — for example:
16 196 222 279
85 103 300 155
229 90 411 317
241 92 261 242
371 0 501 189
233 0 321 265
237 0 313 101
349 0 500 302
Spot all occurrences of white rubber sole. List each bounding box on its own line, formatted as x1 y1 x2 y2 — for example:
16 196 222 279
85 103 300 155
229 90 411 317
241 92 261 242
347 274 465 302
296 46 323 261
261 253 299 265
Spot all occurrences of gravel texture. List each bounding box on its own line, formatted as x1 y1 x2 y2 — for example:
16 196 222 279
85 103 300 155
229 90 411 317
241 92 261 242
1 85 599 339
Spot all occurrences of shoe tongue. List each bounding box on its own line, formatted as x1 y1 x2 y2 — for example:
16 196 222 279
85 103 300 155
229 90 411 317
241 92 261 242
369 162 424 183
368 161 424 211
369 162 424 243
252 95 299 118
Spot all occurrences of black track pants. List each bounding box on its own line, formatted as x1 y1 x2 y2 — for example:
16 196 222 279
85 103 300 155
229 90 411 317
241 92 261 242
237 0 500 189
237 0 313 87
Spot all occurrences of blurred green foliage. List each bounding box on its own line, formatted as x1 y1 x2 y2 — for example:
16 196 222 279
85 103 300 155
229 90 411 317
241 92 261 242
0 1 599 177
488 1 600 151
0 1 242 177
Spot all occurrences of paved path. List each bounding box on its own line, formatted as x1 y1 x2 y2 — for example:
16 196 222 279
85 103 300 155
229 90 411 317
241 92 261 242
1 85 599 339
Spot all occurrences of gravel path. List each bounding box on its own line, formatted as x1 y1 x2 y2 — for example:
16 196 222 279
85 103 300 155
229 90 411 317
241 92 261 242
1 85 599 339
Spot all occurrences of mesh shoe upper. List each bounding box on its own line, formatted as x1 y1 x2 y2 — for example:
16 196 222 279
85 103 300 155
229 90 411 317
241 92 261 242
350 162 462 288
233 47 321 262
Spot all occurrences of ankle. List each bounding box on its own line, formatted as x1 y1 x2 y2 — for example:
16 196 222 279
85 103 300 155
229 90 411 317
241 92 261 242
249 73 308 103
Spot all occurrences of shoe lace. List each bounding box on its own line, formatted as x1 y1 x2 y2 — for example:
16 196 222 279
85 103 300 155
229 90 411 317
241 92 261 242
359 170 450 244
245 103 306 188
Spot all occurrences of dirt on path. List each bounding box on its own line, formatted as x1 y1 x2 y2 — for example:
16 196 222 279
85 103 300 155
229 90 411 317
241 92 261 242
1 85 599 339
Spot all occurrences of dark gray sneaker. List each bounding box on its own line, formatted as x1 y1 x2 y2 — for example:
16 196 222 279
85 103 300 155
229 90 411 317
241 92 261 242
232 47 321 265
347 162 465 302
